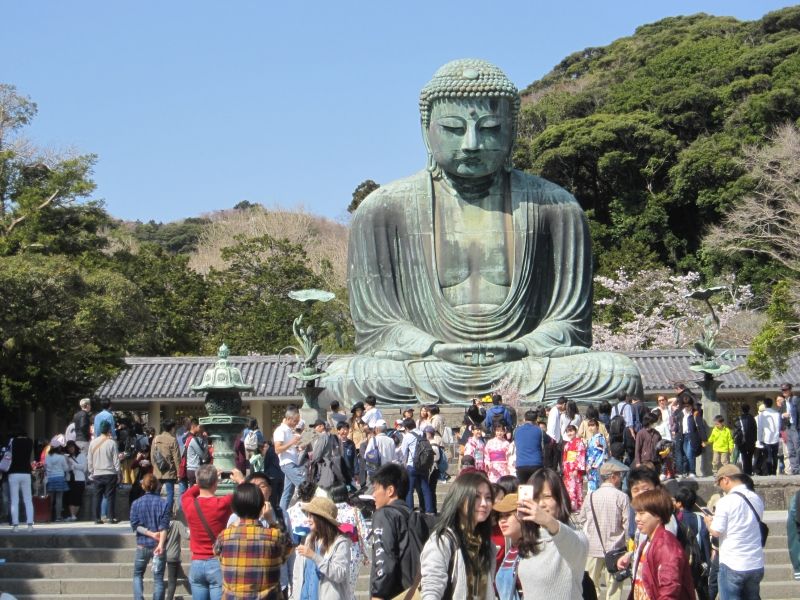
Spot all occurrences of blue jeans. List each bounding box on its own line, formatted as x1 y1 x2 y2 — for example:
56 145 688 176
279 463 306 512
718 563 763 600
406 466 433 513
682 438 696 475
133 546 165 600
189 558 222 600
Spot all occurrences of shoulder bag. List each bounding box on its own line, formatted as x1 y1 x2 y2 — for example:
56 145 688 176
589 493 629 578
193 497 219 543
733 491 769 547
0 439 13 473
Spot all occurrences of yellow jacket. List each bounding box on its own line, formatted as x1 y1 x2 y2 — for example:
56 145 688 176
707 425 734 453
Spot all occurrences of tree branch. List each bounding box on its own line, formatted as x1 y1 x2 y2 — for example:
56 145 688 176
2 188 60 236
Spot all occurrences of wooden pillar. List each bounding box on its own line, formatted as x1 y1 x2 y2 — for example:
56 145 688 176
248 399 266 435
148 400 161 432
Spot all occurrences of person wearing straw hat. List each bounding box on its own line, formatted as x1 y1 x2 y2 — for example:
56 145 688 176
493 493 523 600
295 495 352 599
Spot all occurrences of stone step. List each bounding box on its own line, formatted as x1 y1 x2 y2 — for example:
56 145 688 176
1 578 190 596
0 562 189 580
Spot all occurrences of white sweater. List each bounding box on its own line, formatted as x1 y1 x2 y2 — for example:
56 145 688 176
420 530 496 600
517 522 588 600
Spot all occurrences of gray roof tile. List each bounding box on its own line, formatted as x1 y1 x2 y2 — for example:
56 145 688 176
96 350 800 401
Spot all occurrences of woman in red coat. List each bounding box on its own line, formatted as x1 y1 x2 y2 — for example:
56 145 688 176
629 487 695 600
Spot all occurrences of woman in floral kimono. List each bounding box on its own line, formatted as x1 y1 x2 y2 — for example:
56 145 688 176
584 419 606 493
463 425 487 472
485 424 513 483
561 425 586 511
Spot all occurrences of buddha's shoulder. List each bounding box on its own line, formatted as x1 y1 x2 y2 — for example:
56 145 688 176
511 170 579 206
353 171 429 218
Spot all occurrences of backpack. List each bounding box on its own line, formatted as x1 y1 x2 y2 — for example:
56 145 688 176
413 433 435 474
364 440 382 476
153 447 170 473
178 434 191 480
435 443 449 475
676 518 708 590
244 429 259 452
441 425 455 446
393 506 436 590
122 432 137 460
194 437 211 465
135 434 149 454
608 414 626 443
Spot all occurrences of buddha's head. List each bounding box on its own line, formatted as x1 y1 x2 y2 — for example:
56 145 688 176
420 59 520 179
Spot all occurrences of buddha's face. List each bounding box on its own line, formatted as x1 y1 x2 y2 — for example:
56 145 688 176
426 97 512 178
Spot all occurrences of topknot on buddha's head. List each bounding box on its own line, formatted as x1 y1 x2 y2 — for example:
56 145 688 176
419 59 520 128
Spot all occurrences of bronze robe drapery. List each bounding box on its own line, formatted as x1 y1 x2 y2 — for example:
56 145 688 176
322 169 641 404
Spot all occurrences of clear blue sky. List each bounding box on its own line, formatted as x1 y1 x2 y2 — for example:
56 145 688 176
3 1 794 223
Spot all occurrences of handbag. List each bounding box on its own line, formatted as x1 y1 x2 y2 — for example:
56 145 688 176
733 491 769 547
0 439 12 473
589 494 629 577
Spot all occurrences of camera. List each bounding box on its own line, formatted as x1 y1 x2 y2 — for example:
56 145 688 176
219 471 232 481
613 568 631 582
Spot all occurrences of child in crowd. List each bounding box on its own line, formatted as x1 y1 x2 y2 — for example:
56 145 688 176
463 424 487 472
561 424 586 510
705 415 734 474
485 423 513 482
585 419 606 492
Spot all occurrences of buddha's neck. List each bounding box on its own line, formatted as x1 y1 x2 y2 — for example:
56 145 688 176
438 171 503 201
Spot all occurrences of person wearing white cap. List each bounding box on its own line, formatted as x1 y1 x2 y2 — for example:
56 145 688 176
579 459 630 600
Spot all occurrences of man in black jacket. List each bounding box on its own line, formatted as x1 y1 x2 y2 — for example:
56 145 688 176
733 404 758 475
369 464 411 600
72 398 92 454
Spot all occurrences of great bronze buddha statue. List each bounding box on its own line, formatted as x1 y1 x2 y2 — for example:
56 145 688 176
323 59 642 404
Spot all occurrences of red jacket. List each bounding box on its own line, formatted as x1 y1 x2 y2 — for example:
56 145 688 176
630 525 695 600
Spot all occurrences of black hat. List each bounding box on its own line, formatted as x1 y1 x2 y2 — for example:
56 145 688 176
350 401 365 413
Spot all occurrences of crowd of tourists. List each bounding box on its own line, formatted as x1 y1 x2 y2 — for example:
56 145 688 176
2 386 800 599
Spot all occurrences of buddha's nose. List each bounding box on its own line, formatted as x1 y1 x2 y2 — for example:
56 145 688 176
461 125 480 151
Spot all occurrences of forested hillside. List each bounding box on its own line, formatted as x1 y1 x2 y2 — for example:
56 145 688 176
514 6 800 296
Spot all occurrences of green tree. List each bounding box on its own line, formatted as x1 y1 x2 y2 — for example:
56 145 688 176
110 244 209 355
1 85 101 257
746 280 799 379
347 179 379 213
204 235 324 353
0 254 147 412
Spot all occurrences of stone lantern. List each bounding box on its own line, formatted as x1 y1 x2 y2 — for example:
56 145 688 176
191 343 252 492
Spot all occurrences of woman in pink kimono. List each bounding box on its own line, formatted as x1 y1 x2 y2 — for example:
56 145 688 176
561 424 586 511
463 425 487 472
485 424 512 482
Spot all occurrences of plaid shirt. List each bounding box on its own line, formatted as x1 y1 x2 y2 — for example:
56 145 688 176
213 519 292 599
130 492 170 548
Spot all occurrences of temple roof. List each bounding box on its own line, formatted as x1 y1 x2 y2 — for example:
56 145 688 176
96 349 800 402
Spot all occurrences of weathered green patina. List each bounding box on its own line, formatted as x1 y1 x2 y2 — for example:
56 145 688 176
323 59 642 405
191 343 250 491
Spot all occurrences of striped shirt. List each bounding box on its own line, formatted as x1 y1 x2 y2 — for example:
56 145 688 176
213 519 292 599
130 492 170 548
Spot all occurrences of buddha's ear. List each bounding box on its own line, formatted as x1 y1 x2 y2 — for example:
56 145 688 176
421 121 436 173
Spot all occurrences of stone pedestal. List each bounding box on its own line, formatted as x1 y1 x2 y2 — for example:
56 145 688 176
298 386 326 427
199 414 249 494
